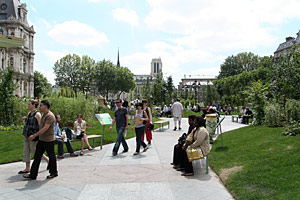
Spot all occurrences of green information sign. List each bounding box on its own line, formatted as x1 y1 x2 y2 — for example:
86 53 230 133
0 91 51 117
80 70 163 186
95 113 112 125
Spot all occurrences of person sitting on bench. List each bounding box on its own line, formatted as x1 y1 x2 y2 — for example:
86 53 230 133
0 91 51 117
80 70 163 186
243 108 253 124
54 114 78 158
74 114 93 155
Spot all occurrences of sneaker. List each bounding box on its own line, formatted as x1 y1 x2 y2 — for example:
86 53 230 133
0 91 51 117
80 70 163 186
122 149 128 153
112 152 117 156
133 152 139 155
179 127 182 130
57 155 64 159
173 127 177 131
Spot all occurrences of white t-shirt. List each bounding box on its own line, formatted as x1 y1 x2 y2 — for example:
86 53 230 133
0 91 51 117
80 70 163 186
172 102 183 117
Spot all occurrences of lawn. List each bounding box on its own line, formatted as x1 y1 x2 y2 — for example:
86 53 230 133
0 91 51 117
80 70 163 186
209 126 300 200
0 111 160 164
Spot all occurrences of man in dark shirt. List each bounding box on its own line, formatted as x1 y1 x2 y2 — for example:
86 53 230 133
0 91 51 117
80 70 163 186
122 98 129 109
243 108 253 124
110 99 129 156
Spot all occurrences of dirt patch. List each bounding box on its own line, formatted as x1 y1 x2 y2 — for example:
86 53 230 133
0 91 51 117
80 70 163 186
284 145 293 150
220 166 243 182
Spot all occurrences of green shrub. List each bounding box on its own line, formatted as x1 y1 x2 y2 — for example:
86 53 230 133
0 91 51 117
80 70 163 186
284 99 300 124
47 93 97 127
264 102 284 127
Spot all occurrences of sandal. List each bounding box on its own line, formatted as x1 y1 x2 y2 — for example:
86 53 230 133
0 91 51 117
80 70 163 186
133 152 139 155
88 147 93 151
80 151 84 155
18 170 29 174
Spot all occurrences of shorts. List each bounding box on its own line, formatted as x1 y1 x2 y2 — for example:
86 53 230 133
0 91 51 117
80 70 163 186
174 116 182 122
23 136 37 162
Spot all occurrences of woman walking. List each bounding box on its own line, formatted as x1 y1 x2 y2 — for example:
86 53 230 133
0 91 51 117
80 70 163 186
19 99 49 174
142 100 152 145
131 103 148 155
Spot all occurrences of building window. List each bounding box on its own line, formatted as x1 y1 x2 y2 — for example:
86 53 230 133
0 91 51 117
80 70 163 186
157 63 159 73
9 57 13 67
23 60 26 73
154 63 156 73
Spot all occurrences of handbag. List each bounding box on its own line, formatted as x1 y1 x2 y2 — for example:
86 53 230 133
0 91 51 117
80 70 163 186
186 146 204 162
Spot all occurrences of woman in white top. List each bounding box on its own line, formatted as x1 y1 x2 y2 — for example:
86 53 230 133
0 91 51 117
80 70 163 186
131 103 149 155
74 114 93 155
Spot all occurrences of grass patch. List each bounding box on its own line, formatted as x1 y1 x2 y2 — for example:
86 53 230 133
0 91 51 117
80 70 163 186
209 126 300 199
0 111 160 164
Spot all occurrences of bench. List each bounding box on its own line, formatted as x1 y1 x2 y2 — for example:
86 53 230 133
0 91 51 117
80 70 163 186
193 155 209 174
153 120 170 131
231 115 239 122
71 134 103 149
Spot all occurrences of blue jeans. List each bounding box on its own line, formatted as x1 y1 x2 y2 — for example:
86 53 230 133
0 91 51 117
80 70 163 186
113 126 128 153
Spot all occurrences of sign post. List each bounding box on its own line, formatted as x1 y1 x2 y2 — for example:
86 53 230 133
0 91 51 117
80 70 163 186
95 113 112 139
206 114 217 144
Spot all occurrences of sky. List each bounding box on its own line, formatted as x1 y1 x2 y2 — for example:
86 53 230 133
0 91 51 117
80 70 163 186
22 0 300 86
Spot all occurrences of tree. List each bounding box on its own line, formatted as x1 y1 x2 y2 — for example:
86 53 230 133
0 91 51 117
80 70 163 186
115 66 135 98
218 52 260 79
78 56 95 98
141 77 152 101
151 74 165 105
165 76 174 105
94 59 117 100
53 54 81 94
0 66 18 125
270 46 300 105
34 71 52 98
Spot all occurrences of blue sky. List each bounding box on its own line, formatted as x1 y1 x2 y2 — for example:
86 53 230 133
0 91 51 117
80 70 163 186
23 0 300 86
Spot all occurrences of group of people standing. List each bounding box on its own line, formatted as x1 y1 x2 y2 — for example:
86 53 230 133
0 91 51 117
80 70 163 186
110 99 153 156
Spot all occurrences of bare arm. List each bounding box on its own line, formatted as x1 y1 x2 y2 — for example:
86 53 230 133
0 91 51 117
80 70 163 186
73 122 76 132
109 117 116 131
143 111 149 121
147 108 152 122
35 112 41 125
82 122 87 132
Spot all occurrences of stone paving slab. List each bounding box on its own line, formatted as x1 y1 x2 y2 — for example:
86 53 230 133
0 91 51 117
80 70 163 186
0 115 247 199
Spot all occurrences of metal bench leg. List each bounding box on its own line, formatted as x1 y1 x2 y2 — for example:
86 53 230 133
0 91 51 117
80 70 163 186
206 155 209 174
93 138 95 148
100 137 102 150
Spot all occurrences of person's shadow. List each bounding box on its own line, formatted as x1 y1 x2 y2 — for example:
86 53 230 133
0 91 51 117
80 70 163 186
7 174 50 191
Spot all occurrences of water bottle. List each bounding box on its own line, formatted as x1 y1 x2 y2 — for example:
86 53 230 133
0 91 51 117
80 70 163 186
62 130 67 142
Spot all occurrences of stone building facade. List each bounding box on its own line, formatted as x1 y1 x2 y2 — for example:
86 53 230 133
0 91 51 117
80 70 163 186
0 0 35 97
274 30 300 58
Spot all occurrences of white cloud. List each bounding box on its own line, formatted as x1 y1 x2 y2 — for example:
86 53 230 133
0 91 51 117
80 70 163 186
43 49 71 64
112 8 139 26
48 21 109 47
144 0 300 52
36 69 56 86
121 40 223 85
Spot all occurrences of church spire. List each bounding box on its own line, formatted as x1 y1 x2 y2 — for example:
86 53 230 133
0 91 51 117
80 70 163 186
117 48 120 67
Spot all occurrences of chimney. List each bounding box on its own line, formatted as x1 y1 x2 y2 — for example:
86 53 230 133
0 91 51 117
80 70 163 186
286 37 295 42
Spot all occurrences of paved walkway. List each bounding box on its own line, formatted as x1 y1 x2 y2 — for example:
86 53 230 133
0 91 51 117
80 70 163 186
0 116 247 200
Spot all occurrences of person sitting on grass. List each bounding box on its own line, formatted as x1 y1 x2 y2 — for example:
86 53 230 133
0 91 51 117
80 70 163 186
179 116 210 176
54 114 78 158
73 114 93 155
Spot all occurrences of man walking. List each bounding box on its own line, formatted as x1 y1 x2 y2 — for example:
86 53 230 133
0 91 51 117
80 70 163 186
54 114 78 159
110 99 129 156
23 100 58 180
172 98 184 131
